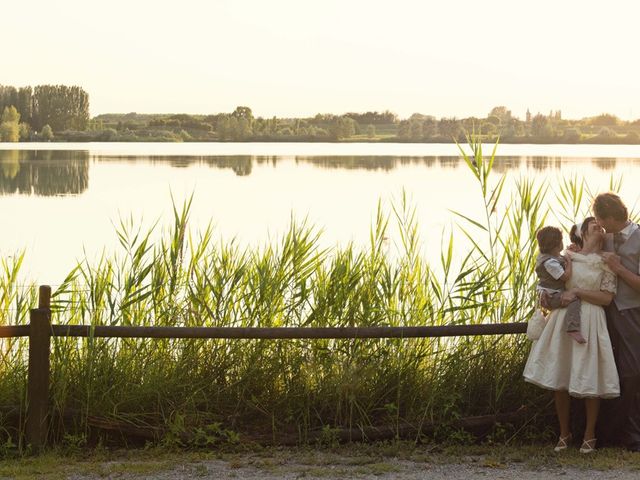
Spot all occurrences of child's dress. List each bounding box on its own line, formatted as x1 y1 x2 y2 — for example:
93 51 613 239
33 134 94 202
524 252 620 398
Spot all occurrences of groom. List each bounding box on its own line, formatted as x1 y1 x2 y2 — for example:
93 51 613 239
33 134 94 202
594 192 640 451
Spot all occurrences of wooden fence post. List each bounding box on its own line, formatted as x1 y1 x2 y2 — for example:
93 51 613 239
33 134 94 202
26 285 51 451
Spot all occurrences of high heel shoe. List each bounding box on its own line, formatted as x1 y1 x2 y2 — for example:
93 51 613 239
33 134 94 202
580 438 596 453
554 434 572 452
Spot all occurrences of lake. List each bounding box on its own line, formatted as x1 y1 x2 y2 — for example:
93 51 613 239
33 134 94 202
1 142 640 284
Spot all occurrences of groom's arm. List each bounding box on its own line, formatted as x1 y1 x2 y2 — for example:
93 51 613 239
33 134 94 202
601 253 640 293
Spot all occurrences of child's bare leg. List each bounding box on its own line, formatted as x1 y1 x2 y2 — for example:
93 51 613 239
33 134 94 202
568 331 586 344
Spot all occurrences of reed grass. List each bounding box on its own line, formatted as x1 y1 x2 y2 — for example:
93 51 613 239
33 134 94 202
0 138 618 450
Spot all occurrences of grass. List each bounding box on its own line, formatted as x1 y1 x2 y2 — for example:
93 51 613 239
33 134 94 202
0 137 626 453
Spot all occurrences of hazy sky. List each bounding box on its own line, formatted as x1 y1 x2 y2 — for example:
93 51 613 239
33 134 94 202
4 0 640 119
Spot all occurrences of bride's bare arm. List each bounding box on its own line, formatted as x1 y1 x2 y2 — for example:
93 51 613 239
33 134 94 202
570 288 614 306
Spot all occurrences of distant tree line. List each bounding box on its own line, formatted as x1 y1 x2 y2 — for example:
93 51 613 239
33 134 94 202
90 106 640 144
2 86 640 144
0 84 89 141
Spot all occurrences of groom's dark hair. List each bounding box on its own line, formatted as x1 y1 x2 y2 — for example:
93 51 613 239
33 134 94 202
536 226 563 254
592 192 628 221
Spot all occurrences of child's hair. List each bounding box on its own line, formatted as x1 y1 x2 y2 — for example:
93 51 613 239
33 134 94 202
568 216 595 249
536 226 563 254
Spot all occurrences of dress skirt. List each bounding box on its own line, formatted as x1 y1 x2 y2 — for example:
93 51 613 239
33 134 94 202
523 301 620 399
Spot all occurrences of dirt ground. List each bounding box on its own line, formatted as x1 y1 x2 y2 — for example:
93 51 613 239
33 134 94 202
5 444 640 479
75 458 640 480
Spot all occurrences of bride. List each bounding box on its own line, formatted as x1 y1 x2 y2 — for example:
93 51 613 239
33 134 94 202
523 217 620 453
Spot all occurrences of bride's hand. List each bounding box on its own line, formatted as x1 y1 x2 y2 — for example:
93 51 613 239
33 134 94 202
567 243 581 253
561 290 578 305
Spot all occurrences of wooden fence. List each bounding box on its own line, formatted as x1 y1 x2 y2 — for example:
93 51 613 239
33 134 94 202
0 286 527 450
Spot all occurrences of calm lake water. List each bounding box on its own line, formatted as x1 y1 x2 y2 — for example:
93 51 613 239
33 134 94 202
1 142 640 284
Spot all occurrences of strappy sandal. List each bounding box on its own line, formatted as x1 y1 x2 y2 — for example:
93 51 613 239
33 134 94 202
580 438 597 454
554 434 572 452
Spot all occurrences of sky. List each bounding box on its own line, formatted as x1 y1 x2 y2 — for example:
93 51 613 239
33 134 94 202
3 0 640 120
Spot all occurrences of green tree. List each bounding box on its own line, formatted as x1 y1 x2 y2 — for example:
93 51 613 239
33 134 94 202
40 124 54 141
331 117 356 140
488 106 512 122
232 106 254 122
17 86 33 124
366 124 376 138
531 114 552 137
486 115 501 126
409 119 423 140
0 106 20 142
18 122 31 141
32 85 90 131
422 118 437 138
438 117 462 140
236 117 252 139
590 114 619 126
1 106 20 123
0 122 19 142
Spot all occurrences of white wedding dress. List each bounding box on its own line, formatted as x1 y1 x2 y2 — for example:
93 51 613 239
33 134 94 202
523 252 620 398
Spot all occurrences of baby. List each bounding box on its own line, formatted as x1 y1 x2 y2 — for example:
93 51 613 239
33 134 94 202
535 226 585 344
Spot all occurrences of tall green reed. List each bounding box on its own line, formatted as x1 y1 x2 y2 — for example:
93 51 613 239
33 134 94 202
0 138 619 448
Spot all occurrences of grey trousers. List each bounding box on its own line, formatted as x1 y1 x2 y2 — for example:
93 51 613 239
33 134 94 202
546 290 581 332
599 304 640 447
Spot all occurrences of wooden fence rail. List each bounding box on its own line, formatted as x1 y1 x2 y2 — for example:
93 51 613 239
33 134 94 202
3 286 527 450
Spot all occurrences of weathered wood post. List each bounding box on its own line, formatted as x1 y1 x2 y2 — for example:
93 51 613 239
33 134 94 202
26 285 51 451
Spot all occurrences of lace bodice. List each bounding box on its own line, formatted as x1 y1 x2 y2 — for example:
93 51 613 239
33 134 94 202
565 252 616 294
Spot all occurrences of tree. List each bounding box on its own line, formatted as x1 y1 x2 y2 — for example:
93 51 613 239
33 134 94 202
486 115 501 126
422 118 437 138
19 123 31 141
366 124 376 138
590 114 619 126
438 118 462 140
331 117 356 140
236 117 252 139
531 114 552 137
0 122 19 142
40 124 54 141
232 106 254 122
32 85 90 131
488 106 511 122
409 119 423 140
1 106 20 123
17 86 33 124
0 106 20 142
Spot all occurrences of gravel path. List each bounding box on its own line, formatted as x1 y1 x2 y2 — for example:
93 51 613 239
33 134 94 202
63 452 640 480
142 460 640 480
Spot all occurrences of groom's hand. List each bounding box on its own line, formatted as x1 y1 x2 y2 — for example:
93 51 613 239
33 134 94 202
601 252 622 273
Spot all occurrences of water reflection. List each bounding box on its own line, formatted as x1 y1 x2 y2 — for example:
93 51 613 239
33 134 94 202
0 152 631 196
93 153 627 175
594 158 617 170
0 150 89 196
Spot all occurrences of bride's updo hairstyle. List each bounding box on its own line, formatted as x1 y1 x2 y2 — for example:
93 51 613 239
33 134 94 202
569 216 595 249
